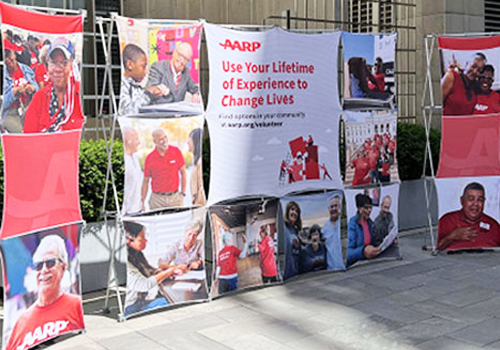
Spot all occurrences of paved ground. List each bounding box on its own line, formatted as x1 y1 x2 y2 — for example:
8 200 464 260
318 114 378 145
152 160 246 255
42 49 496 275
33 231 500 349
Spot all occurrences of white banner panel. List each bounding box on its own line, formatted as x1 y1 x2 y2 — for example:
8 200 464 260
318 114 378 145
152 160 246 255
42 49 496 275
205 24 342 204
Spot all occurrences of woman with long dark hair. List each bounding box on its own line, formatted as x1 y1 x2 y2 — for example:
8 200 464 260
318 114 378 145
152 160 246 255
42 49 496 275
123 221 175 315
188 128 206 206
283 201 302 279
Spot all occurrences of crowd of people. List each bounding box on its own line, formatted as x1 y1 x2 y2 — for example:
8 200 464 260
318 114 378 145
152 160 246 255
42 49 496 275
2 30 84 133
118 41 200 115
442 52 500 115
349 129 396 186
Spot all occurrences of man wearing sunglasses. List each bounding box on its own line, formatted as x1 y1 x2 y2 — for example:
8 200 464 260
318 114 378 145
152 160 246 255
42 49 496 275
23 37 85 133
473 64 500 114
6 235 84 350
147 41 201 105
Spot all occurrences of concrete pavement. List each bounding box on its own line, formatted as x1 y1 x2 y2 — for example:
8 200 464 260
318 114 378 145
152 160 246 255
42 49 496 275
25 231 500 349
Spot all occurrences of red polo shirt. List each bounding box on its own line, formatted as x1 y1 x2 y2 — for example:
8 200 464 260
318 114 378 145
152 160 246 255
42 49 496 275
217 245 241 276
438 209 500 250
258 235 277 277
143 146 184 193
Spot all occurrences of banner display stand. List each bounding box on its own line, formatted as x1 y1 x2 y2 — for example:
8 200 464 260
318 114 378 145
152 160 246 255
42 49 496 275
95 15 126 318
422 32 500 253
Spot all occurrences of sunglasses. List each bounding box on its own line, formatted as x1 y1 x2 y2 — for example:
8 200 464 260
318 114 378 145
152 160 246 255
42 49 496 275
34 258 62 271
480 75 493 81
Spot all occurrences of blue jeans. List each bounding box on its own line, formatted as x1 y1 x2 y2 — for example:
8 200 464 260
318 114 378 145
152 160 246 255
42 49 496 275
218 277 238 294
125 297 168 316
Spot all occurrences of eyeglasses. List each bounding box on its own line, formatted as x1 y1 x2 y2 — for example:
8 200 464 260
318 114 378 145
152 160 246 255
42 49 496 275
34 258 62 271
48 59 70 69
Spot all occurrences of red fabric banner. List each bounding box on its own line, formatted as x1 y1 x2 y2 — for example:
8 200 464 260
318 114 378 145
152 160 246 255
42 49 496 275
0 130 82 239
0 2 82 33
437 114 500 178
438 35 500 50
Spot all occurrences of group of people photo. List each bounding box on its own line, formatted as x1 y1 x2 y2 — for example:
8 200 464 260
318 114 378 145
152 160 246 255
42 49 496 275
118 34 201 116
347 127 397 186
209 201 280 298
346 187 400 267
120 116 206 215
123 211 208 317
282 192 345 280
441 51 500 116
2 28 84 133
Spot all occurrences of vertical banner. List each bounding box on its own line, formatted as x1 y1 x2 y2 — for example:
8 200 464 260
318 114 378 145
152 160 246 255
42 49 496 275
1 223 85 350
209 198 280 298
0 2 85 133
437 114 500 178
280 191 345 280
342 32 397 110
122 207 208 319
345 184 400 268
436 176 500 251
204 24 343 204
0 131 83 239
438 35 500 116
115 15 203 115
118 115 205 215
343 110 399 186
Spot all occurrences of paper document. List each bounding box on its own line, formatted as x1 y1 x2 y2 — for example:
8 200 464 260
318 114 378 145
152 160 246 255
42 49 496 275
378 226 398 252
175 270 206 281
171 282 201 292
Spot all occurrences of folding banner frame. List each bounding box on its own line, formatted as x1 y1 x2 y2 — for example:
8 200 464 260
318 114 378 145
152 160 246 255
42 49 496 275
421 32 500 254
101 13 205 321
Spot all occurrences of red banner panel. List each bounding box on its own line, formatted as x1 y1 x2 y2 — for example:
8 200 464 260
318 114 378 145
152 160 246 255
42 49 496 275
437 114 500 178
0 131 82 239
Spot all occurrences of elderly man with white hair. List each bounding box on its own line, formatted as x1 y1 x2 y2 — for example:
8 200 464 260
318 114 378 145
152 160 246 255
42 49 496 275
6 235 84 350
215 232 248 295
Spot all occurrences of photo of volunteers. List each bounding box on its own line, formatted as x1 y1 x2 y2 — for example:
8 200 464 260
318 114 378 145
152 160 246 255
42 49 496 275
342 32 396 110
344 111 398 187
1 223 84 350
436 177 500 251
118 115 205 215
122 208 208 318
2 25 84 133
281 191 345 280
116 16 202 115
439 37 500 116
209 199 279 298
345 184 400 268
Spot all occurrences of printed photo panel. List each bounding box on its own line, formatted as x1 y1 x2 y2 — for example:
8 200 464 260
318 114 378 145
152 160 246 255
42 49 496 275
204 23 343 204
209 198 280 298
437 114 500 178
436 176 500 251
0 130 83 239
122 207 208 319
1 222 84 350
438 35 500 116
0 2 84 133
118 115 205 215
345 183 401 268
344 110 399 187
342 32 397 110
115 15 203 116
280 191 345 281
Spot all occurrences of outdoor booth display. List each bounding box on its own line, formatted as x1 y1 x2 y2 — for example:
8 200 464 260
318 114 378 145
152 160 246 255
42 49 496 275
0 3 426 346
0 3 86 350
422 34 500 253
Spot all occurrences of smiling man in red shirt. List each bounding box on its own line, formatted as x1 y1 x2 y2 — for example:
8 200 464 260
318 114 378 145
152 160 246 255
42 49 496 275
141 129 186 211
438 182 500 250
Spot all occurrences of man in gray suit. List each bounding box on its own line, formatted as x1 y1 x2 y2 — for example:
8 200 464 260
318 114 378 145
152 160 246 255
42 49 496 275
147 42 200 104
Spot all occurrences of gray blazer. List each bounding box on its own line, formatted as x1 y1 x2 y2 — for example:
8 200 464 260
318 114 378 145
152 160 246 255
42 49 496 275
147 60 198 104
